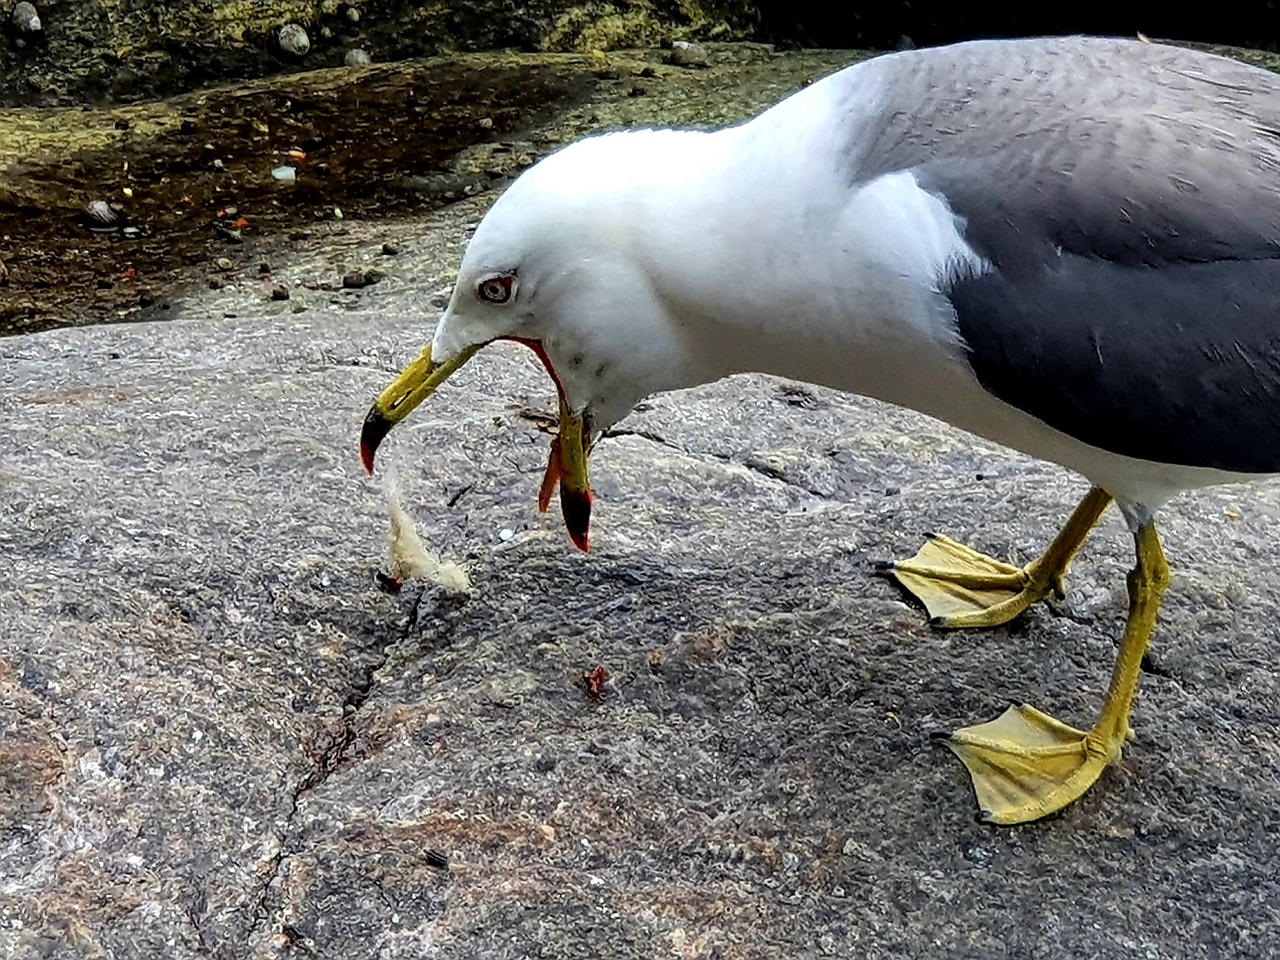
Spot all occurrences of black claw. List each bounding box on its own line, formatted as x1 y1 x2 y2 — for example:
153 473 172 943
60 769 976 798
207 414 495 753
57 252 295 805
928 616 950 629
927 729 953 742
924 531 941 540
871 559 895 572
976 809 997 825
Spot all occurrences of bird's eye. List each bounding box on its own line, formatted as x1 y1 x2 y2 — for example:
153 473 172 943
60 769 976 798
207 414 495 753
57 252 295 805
477 274 516 304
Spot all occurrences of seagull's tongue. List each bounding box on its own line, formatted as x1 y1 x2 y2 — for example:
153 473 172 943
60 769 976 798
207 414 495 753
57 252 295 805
538 440 562 514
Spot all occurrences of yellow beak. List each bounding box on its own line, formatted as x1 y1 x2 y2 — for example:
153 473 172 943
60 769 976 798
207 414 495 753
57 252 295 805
359 343 481 474
360 339 594 551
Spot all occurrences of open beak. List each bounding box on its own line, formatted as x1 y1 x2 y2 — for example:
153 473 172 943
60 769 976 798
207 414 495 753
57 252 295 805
359 342 481 475
360 338 595 552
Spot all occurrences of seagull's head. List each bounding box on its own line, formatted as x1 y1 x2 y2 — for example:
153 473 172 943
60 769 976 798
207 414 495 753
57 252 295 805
360 132 701 552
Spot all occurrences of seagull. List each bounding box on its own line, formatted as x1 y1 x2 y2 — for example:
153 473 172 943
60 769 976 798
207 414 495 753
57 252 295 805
360 36 1280 824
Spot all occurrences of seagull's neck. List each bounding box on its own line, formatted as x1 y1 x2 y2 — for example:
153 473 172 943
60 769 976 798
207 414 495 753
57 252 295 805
624 120 979 413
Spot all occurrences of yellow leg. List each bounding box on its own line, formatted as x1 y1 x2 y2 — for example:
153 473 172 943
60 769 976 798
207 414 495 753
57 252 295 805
881 487 1113 627
943 517 1171 824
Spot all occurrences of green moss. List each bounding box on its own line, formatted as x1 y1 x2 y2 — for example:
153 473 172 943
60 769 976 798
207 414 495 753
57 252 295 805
97 0 321 48
544 1 753 52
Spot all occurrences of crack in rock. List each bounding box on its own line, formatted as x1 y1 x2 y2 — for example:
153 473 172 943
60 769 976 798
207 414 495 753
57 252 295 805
604 426 833 499
243 585 471 951
182 893 215 958
730 453 832 500
243 604 407 949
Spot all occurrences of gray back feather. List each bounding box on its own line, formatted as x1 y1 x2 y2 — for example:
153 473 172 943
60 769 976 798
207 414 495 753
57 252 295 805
829 38 1280 472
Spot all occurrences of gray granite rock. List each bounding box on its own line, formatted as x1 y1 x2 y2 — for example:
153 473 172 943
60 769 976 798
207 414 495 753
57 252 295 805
3 167 1280 960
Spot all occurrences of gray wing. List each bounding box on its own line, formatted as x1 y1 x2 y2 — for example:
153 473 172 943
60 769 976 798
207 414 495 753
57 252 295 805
843 39 1280 471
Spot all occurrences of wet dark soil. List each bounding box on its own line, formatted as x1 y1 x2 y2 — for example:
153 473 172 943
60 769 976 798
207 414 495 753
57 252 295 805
0 56 601 336
6 40 1275 340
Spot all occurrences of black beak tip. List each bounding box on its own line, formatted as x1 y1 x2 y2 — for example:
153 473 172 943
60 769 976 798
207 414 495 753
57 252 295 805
360 405 393 475
560 487 594 553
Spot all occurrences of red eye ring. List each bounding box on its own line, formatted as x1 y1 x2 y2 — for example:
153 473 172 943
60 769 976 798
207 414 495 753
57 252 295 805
477 274 515 304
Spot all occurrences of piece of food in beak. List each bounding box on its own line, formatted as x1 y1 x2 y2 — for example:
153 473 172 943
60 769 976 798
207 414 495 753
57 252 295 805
360 343 480 474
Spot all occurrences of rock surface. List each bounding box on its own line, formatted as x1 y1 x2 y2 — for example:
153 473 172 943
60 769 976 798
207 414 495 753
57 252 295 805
5 39 1280 960
4 186 1280 958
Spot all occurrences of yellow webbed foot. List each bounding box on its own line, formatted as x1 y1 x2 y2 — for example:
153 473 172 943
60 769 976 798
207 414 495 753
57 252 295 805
939 704 1119 824
880 534 1047 626
938 513 1170 824
879 487 1112 629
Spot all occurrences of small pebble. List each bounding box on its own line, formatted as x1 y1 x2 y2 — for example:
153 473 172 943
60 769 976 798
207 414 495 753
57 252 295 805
342 269 383 289
12 2 40 33
278 22 310 56
269 283 290 301
478 117 494 129
214 257 234 271
258 262 272 274
208 277 224 290
212 158 224 171
669 40 708 68
344 48 371 66
122 186 133 199
380 242 399 256
271 165 297 182
345 6 361 23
